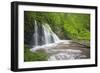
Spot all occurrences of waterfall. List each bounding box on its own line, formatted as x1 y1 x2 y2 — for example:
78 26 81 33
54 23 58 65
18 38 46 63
34 20 38 46
32 20 60 51
43 23 60 44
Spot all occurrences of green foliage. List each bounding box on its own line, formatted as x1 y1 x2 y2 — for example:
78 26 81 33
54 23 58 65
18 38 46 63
24 48 48 61
63 13 90 40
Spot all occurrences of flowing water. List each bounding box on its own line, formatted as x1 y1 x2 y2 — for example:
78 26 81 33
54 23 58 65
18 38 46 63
32 20 60 51
34 20 38 46
43 23 60 44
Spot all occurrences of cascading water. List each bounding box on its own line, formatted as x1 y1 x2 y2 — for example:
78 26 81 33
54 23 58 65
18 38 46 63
43 23 60 44
34 20 38 46
31 20 60 51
